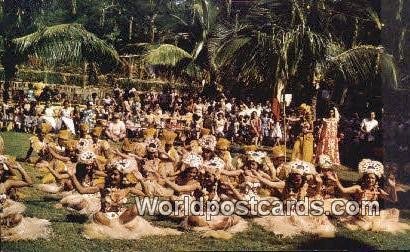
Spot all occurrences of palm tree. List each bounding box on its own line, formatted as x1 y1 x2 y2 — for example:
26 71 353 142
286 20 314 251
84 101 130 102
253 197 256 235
2 23 121 98
210 0 395 117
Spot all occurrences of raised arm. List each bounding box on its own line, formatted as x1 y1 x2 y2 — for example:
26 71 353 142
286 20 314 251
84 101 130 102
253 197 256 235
46 162 70 181
164 178 200 193
48 146 70 162
327 173 361 195
67 168 100 194
220 169 243 177
253 170 285 189
4 163 33 191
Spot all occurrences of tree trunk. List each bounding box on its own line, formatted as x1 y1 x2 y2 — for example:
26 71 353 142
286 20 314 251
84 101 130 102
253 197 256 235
71 0 77 16
83 62 88 87
311 89 318 121
129 16 134 41
150 14 157 43
1 41 18 102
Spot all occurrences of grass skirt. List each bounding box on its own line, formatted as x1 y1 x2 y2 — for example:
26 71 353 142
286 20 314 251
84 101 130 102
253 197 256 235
254 211 336 238
1 199 52 241
339 208 410 233
60 192 101 216
83 213 181 239
192 214 248 240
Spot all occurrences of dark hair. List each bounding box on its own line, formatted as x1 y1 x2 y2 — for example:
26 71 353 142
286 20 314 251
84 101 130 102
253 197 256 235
104 167 125 189
358 173 382 188
282 173 307 200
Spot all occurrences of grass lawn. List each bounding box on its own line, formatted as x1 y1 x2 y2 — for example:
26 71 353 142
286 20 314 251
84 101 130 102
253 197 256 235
1 131 410 251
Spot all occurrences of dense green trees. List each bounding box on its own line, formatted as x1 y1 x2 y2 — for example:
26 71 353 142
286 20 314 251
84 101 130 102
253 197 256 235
0 0 407 102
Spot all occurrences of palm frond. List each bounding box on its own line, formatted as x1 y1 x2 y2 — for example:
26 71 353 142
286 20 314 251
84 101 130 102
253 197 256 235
143 44 192 67
327 45 398 88
13 23 120 73
214 36 252 69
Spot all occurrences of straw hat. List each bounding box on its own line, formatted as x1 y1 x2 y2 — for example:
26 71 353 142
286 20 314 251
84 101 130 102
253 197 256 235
91 127 103 138
113 158 137 174
39 122 53 135
79 123 89 133
289 160 316 175
58 130 71 141
318 154 333 170
77 138 92 152
247 151 267 164
146 138 160 153
216 138 231 151
122 138 135 153
243 145 258 152
143 128 157 139
162 129 177 145
200 128 211 136
205 156 225 170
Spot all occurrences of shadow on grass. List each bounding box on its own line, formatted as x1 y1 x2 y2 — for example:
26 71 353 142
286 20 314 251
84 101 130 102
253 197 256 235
66 214 89 224
297 236 376 251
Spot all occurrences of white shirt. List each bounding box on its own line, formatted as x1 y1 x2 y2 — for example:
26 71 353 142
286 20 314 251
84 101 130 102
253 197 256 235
225 103 232 113
361 118 379 133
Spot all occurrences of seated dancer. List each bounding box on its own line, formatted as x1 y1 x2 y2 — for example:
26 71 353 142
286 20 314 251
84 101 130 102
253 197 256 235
314 155 349 212
36 139 78 195
60 150 105 216
237 150 279 200
79 123 92 140
1 155 52 241
67 160 181 239
105 113 126 142
215 138 235 171
327 159 410 233
90 127 112 160
164 152 247 239
139 137 174 197
253 160 336 238
199 135 242 179
161 129 181 164
23 122 53 163
37 129 72 185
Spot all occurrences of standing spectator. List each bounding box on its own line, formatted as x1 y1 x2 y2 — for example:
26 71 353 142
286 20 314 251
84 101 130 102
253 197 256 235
81 101 97 128
316 107 340 165
360 111 380 159
214 112 226 137
250 111 262 146
261 112 273 145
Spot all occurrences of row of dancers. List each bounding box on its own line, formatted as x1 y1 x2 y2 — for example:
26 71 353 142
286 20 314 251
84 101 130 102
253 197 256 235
1 124 409 241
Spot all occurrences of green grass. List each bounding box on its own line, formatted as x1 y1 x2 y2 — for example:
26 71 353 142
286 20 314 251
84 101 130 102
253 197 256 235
1 132 410 251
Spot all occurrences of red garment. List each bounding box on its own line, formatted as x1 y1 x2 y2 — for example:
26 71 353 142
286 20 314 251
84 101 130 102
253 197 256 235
316 118 340 165
251 118 262 136
271 98 281 122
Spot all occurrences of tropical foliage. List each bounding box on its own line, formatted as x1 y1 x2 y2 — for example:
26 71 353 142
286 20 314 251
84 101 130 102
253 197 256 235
13 23 121 72
0 0 408 101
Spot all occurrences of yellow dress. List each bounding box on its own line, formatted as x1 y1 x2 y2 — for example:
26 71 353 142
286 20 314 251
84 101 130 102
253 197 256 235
291 122 314 163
